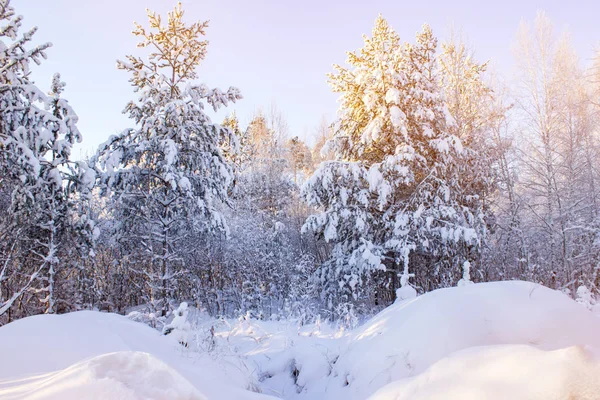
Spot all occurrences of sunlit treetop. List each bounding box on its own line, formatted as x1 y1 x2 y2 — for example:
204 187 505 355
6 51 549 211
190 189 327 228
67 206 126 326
327 15 403 163
328 16 457 167
117 2 210 97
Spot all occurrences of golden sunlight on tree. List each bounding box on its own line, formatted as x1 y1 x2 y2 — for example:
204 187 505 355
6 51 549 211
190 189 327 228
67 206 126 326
119 2 210 97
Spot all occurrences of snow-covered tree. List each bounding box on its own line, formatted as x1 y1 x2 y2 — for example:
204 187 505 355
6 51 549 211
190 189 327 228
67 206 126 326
438 35 506 281
311 117 336 167
303 17 487 309
511 12 600 292
575 285 595 311
221 111 248 175
457 260 474 287
287 136 313 185
231 110 296 216
178 106 325 319
93 3 241 316
0 0 94 322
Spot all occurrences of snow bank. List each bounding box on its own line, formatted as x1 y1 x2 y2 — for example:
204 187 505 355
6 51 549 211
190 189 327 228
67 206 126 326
326 281 600 399
0 351 207 400
368 345 600 400
226 281 600 399
2 281 600 400
0 311 276 400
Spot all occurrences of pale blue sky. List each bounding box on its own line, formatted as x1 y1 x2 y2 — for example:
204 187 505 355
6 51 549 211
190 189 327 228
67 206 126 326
13 0 599 158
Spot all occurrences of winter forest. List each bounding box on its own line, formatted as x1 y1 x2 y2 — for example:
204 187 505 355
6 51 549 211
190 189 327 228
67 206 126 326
2 0 600 398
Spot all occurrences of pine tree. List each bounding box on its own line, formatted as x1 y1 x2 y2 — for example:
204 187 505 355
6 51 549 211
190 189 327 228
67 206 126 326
327 15 404 165
287 136 313 185
303 17 485 309
222 111 249 175
93 3 241 316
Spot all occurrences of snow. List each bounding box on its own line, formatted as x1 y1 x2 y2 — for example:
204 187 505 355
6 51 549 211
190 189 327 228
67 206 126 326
162 302 192 345
389 106 405 131
2 281 600 400
163 138 178 166
179 176 192 192
395 284 417 302
0 311 277 400
322 281 600 399
369 345 600 400
385 88 401 104
457 260 473 286
78 161 97 189
0 352 208 400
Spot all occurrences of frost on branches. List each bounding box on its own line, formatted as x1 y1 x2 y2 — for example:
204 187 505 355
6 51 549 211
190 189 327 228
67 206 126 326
303 16 490 310
93 3 241 316
0 0 95 322
196 110 319 320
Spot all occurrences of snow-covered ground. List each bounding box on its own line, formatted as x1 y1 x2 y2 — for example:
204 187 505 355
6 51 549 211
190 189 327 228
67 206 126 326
1 281 600 399
369 345 600 400
0 311 274 400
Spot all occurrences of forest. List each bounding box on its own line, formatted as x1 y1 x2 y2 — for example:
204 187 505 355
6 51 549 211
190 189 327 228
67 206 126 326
1 0 600 327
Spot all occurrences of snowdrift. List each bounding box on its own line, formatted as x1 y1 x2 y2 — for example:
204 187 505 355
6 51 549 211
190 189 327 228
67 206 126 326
0 311 276 400
1 281 600 400
0 351 207 400
368 345 600 400
324 281 600 399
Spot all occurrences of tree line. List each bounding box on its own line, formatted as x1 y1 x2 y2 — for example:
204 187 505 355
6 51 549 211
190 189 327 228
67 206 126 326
1 1 599 325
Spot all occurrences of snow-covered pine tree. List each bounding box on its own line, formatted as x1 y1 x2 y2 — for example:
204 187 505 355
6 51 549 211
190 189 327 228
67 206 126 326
163 301 191 346
221 111 249 176
0 0 94 322
287 136 313 185
436 36 504 285
303 17 485 310
93 3 241 316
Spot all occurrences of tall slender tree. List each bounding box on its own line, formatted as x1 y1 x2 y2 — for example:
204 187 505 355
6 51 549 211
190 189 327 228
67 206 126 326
94 3 241 316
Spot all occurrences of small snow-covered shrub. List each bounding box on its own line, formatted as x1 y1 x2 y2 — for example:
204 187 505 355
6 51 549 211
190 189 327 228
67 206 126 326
457 261 474 287
163 302 192 347
127 310 167 331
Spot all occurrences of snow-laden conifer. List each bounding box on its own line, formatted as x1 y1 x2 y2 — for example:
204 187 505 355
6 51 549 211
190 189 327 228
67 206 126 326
93 3 241 316
303 17 486 309
0 0 94 320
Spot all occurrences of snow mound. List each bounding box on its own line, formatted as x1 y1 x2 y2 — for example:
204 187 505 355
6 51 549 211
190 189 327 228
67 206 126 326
0 311 276 400
327 281 600 399
368 345 600 400
2 282 600 400
0 351 207 400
